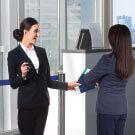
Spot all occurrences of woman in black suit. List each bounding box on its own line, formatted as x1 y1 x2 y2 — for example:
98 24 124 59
7 17 78 135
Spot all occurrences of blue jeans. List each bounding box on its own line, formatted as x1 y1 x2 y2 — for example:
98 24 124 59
97 113 127 135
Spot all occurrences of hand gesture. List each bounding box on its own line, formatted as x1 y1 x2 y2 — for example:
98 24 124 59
21 62 30 79
68 81 80 91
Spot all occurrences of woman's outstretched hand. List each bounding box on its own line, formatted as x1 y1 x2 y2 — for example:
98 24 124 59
68 81 80 91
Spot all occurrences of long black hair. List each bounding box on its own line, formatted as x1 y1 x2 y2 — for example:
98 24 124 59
13 17 38 41
108 24 135 79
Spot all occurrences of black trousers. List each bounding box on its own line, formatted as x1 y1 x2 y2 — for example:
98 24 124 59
97 113 127 135
18 106 49 135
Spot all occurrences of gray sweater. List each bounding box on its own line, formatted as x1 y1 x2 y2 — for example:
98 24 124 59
84 53 128 115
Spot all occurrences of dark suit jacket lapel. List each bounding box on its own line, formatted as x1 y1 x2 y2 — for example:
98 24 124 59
34 46 42 75
17 45 38 75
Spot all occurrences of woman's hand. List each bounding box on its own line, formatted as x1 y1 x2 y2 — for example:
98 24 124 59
21 62 30 79
68 81 80 91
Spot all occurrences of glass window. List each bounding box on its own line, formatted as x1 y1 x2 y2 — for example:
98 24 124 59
67 0 81 49
113 0 135 47
67 0 104 49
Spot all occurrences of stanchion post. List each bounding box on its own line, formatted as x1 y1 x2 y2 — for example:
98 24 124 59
58 73 65 135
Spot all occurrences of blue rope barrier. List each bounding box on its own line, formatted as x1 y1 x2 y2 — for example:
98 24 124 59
50 75 59 81
0 80 10 86
0 75 59 86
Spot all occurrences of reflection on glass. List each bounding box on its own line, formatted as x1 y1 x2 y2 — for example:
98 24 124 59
113 0 135 47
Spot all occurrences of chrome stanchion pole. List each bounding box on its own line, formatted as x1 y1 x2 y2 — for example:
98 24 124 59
58 73 65 135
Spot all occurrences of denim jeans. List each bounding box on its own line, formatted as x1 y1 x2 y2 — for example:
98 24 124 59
97 113 127 135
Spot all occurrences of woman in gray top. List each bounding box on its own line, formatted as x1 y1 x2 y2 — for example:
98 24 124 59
82 24 135 135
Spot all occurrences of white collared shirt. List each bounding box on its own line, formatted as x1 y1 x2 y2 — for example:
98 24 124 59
20 42 39 73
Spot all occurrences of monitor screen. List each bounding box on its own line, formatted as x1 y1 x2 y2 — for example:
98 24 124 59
76 29 92 51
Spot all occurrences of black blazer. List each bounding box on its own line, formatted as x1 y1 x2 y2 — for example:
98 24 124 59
7 45 68 109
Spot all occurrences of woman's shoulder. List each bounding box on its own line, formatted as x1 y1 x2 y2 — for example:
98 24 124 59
34 45 46 52
8 45 20 56
102 52 116 61
100 53 116 67
34 46 47 57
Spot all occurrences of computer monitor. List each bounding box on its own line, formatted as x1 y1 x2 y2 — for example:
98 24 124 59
76 29 92 51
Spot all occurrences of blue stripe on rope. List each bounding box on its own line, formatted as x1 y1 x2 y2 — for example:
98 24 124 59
51 75 59 81
0 80 10 86
0 75 58 86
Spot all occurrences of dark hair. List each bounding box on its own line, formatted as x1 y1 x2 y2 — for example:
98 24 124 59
108 24 135 79
13 17 38 41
